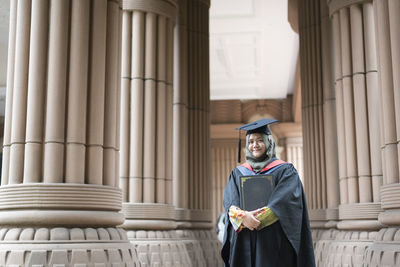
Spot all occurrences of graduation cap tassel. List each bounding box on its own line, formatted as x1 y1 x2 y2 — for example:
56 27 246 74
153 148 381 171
237 132 241 163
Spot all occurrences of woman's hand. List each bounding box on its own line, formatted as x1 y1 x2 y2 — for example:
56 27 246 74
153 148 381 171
242 210 260 230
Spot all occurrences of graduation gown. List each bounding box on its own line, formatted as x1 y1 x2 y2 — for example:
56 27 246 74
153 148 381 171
221 159 315 267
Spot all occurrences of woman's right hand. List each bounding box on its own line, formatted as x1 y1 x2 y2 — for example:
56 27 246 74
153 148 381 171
242 210 260 230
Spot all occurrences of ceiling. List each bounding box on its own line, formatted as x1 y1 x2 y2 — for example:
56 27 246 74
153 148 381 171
0 0 299 105
209 0 299 100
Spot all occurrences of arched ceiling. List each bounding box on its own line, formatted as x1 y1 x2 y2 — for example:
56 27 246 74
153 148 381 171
209 0 299 100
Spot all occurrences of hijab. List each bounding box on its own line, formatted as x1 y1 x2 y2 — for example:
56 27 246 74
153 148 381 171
245 133 276 173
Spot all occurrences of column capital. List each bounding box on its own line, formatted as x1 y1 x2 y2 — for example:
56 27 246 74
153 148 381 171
122 0 177 21
328 0 372 17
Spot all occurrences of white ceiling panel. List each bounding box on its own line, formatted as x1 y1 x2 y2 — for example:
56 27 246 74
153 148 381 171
210 0 299 100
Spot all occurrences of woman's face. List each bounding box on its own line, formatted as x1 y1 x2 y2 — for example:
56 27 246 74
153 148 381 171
247 133 266 158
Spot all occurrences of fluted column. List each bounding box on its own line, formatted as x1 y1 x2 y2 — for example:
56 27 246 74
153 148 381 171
119 0 176 231
373 0 400 227
172 0 212 230
210 141 237 225
329 1 383 230
0 0 138 265
285 137 304 181
299 0 340 228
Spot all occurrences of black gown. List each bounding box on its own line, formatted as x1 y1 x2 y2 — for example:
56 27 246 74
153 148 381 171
221 159 315 267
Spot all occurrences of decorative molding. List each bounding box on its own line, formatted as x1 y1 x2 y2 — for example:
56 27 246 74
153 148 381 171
122 219 177 230
339 203 383 220
381 183 400 209
0 183 122 211
328 0 372 17
337 220 383 230
364 228 400 266
0 227 139 266
309 208 339 222
126 230 222 267
122 203 175 220
122 0 177 21
0 210 125 227
378 209 400 226
0 227 128 241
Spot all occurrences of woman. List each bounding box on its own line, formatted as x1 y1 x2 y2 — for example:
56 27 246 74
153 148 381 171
221 119 315 267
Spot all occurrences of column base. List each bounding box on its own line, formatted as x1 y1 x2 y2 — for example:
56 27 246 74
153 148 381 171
364 227 400 266
122 203 177 230
313 229 377 266
309 208 339 229
0 227 139 266
378 209 400 225
337 220 384 230
174 208 213 229
126 229 223 267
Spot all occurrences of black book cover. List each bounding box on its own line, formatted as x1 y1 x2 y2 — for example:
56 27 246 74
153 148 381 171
240 175 274 211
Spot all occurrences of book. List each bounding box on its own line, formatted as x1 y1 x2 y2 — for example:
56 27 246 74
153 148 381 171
240 175 274 211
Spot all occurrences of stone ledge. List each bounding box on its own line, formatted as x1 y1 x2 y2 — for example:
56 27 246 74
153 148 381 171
0 183 122 211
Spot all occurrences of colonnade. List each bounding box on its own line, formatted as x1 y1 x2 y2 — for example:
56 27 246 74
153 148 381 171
0 0 139 265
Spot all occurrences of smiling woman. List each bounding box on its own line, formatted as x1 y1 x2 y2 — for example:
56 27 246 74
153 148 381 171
221 119 315 267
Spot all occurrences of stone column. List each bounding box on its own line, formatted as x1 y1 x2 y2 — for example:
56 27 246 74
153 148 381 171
363 1 400 266
317 1 384 266
174 1 222 266
285 137 304 180
0 0 139 265
119 0 176 231
299 0 340 229
172 0 212 230
374 0 400 225
210 140 237 225
329 1 382 231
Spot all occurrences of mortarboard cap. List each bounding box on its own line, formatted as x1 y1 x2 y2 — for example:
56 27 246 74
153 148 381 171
235 118 278 163
236 118 278 135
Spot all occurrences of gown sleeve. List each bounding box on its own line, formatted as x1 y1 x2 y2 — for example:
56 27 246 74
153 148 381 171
267 163 304 254
255 206 279 230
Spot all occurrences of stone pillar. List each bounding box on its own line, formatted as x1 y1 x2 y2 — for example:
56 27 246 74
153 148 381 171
173 0 212 230
174 1 222 266
363 1 400 266
373 0 400 225
0 0 139 265
285 137 304 180
119 1 192 266
329 0 382 231
299 0 340 229
210 140 237 225
119 0 176 231
313 0 384 266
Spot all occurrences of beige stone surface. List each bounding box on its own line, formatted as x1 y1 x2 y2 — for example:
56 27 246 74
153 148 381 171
0 227 139 266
